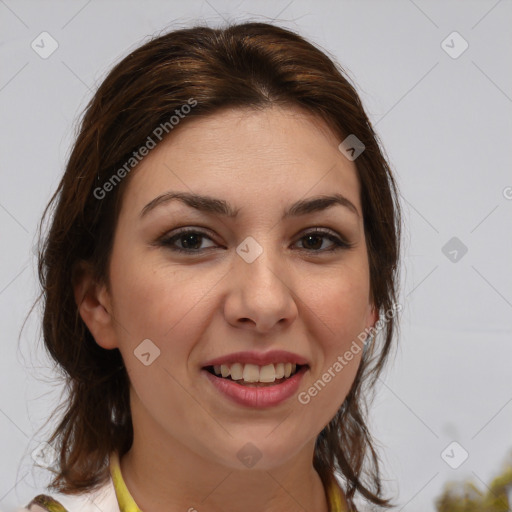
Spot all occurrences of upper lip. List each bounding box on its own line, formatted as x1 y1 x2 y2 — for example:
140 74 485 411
202 350 310 368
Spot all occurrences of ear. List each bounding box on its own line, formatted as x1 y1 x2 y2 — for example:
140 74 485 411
72 261 119 350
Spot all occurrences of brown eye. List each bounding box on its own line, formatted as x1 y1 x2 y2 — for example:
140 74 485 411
158 227 354 255
295 230 353 253
160 229 217 253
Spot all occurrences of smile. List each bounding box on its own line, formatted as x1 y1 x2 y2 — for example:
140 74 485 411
206 362 302 384
202 364 309 408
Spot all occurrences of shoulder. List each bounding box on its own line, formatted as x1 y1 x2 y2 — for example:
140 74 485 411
22 476 118 512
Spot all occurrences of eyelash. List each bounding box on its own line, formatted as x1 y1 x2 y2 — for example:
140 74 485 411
157 227 354 255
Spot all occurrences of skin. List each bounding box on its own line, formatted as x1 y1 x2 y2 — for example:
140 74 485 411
75 105 378 512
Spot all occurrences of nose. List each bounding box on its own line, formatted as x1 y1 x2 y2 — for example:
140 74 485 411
223 245 298 333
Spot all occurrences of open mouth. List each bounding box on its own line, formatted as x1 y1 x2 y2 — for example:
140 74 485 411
203 364 307 387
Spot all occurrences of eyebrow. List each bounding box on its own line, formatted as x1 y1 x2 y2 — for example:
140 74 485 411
139 191 360 220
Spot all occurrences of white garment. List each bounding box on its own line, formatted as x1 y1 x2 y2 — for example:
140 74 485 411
17 476 119 512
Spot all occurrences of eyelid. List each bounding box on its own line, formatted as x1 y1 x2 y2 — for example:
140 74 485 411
296 227 353 245
156 225 355 254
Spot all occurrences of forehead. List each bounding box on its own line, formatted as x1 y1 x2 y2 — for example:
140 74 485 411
123 106 361 217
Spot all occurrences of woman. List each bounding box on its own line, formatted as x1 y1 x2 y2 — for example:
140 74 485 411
24 21 402 512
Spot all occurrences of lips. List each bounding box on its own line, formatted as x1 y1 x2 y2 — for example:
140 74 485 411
201 349 310 368
203 364 308 407
201 350 310 407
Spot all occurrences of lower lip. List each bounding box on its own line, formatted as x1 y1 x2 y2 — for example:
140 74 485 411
203 366 308 408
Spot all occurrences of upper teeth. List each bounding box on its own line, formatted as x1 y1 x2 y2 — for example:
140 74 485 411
212 363 297 382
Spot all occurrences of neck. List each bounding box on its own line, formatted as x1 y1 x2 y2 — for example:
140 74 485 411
120 425 331 512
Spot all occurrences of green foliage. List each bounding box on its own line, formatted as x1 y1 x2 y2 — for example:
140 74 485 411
435 451 512 512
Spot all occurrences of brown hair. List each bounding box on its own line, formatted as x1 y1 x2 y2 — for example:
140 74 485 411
34 21 402 511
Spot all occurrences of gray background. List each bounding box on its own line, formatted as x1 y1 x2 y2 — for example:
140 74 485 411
1 1 511 511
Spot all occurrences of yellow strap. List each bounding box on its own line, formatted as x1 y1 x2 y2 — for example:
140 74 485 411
326 473 348 512
109 452 143 512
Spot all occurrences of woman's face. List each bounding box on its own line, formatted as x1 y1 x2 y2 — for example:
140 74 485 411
85 105 377 470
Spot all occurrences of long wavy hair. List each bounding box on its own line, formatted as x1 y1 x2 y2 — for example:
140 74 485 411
33 21 402 511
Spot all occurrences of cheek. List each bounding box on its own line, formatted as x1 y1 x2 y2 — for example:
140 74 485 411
109 251 191 335
108 249 224 372
306 267 371 344
109 261 213 407
300 265 369 406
